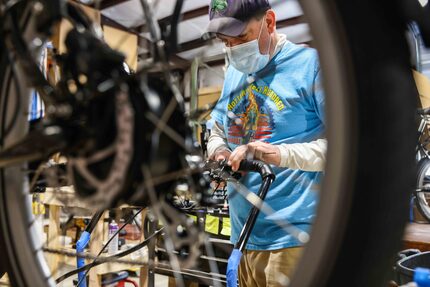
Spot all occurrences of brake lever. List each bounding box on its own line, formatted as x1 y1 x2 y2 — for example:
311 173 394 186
203 159 242 182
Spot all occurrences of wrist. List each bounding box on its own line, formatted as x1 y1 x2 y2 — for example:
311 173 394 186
214 147 231 155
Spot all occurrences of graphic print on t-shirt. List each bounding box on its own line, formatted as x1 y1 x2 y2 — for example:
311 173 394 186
227 83 285 146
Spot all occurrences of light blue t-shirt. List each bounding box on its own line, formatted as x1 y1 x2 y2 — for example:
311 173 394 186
210 41 325 250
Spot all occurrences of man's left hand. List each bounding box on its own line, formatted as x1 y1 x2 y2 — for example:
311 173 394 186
228 142 281 171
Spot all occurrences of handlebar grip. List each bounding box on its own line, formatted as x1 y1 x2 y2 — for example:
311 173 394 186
238 160 275 180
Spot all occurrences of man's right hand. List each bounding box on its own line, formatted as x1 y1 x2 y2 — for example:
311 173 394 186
210 149 231 162
209 149 231 189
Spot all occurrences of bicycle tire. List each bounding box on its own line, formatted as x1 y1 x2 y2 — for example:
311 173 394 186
293 0 417 286
0 1 420 287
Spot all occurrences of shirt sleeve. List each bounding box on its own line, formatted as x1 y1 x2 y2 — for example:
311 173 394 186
207 68 235 158
207 121 231 158
277 52 326 172
278 138 327 171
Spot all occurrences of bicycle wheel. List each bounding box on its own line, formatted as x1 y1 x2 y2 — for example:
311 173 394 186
0 1 422 287
293 0 419 285
415 158 430 222
0 2 192 286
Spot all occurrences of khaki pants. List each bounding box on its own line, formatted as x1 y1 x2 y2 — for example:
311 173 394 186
238 247 303 287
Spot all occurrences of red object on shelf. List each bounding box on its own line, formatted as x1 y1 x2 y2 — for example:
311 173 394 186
119 224 142 241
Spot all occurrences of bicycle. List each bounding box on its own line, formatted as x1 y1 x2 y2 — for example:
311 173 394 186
0 0 429 286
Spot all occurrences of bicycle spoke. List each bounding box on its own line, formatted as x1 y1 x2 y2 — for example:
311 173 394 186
145 110 188 151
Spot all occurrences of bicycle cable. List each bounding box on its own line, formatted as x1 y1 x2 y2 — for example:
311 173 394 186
56 226 164 284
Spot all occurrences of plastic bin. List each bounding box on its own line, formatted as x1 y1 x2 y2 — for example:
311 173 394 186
396 250 430 284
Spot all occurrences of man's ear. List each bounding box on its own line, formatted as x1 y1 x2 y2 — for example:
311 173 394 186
266 9 276 33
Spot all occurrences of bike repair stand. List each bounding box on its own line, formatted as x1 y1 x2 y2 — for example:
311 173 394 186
224 160 275 287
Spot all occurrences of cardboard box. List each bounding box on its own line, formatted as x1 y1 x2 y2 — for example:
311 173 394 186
414 70 430 109
51 3 101 53
103 25 138 71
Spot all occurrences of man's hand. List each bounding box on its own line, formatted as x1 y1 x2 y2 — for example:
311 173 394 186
228 142 281 171
209 149 231 189
210 149 232 162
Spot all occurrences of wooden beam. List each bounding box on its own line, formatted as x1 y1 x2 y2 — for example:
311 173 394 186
99 0 131 10
135 5 209 31
101 14 142 36
73 0 131 11
178 37 215 53
173 5 209 22
277 15 306 29
170 54 191 68
205 58 226 67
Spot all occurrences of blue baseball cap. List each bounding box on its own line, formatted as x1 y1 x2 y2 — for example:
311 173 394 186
206 0 271 37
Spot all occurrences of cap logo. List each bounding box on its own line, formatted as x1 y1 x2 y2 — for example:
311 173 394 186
211 0 228 14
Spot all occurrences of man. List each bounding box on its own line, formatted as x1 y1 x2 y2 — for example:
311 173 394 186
205 0 326 286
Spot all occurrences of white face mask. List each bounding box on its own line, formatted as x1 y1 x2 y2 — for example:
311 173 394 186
226 16 272 75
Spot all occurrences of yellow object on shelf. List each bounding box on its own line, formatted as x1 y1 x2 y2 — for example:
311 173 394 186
205 215 220 234
32 193 46 215
221 218 231 237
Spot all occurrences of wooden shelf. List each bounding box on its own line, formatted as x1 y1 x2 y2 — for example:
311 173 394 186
404 222 430 251
40 186 147 286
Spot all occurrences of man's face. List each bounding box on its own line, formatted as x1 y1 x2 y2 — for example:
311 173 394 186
216 11 274 55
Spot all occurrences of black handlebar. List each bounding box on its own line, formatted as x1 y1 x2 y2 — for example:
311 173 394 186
204 159 275 182
238 160 275 180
